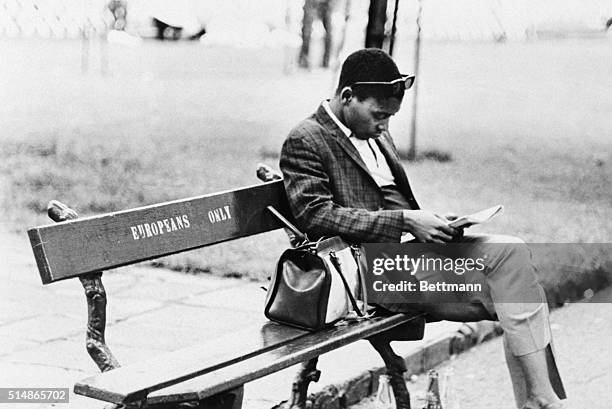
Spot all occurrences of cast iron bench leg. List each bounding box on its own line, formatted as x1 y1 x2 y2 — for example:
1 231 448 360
79 272 120 372
285 357 321 409
369 337 411 409
368 318 425 409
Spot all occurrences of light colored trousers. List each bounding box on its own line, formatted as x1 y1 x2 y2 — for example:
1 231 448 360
379 233 566 401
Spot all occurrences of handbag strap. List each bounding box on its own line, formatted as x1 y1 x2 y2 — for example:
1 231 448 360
351 246 370 316
266 206 309 245
329 251 365 317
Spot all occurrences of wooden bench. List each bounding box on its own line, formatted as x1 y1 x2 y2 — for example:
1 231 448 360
27 171 426 409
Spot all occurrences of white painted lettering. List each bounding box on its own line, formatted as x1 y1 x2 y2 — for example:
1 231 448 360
207 207 232 223
129 213 191 240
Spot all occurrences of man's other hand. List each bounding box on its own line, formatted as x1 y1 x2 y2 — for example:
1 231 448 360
402 210 461 243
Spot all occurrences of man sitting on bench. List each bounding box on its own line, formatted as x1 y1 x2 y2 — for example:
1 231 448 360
279 48 569 409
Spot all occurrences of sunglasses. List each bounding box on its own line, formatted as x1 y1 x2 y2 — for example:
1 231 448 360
351 75 415 92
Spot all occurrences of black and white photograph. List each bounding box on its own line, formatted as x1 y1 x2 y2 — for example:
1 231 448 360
1 1 611 408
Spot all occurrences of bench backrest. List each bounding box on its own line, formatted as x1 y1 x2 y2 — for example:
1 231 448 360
28 180 291 284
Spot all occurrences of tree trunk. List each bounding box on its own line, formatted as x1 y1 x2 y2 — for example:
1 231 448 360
365 0 387 49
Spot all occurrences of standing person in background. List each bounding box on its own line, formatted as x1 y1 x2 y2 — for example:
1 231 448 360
299 0 349 68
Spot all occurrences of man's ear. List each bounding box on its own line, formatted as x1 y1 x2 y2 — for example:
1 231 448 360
340 87 353 104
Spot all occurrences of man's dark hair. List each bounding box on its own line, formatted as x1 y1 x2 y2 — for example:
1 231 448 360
336 48 405 101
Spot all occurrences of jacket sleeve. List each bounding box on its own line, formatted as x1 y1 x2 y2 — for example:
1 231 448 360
279 130 405 243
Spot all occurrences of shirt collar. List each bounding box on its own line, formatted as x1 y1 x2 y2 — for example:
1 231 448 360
322 100 352 138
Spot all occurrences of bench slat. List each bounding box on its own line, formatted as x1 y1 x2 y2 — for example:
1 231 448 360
74 320 308 404
74 313 419 405
28 181 290 283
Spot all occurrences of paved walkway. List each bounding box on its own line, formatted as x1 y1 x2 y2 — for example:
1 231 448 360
352 286 612 409
0 230 464 409
2 230 610 409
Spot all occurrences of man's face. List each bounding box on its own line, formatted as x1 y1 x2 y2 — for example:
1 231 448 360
344 96 402 140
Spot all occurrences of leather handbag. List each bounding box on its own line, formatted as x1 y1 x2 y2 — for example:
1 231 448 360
264 206 370 331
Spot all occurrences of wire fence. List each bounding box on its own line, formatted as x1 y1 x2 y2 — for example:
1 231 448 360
1 0 611 42
0 0 114 38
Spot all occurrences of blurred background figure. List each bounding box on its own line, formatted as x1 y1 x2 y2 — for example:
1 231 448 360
107 0 127 31
149 0 206 41
299 0 350 69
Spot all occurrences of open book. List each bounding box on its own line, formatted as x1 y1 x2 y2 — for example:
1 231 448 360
447 205 504 228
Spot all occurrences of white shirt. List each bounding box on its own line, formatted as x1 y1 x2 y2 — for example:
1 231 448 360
322 101 395 187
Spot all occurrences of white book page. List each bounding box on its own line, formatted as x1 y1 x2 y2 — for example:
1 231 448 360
448 205 504 228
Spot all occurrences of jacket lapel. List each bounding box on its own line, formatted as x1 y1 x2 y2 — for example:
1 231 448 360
375 135 408 187
375 135 421 210
333 134 373 177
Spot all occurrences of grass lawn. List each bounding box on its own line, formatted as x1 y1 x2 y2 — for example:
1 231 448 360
1 37 610 285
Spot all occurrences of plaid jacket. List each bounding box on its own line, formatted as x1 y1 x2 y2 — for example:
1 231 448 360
279 103 420 243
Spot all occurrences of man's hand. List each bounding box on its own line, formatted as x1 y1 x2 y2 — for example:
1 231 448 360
442 212 458 222
440 212 465 240
402 210 462 243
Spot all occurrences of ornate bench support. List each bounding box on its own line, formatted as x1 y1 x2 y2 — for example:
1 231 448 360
368 336 410 409
285 357 321 409
368 318 426 409
48 201 120 373
78 272 119 372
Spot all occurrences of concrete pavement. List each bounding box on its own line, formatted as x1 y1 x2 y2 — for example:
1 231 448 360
0 230 467 409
